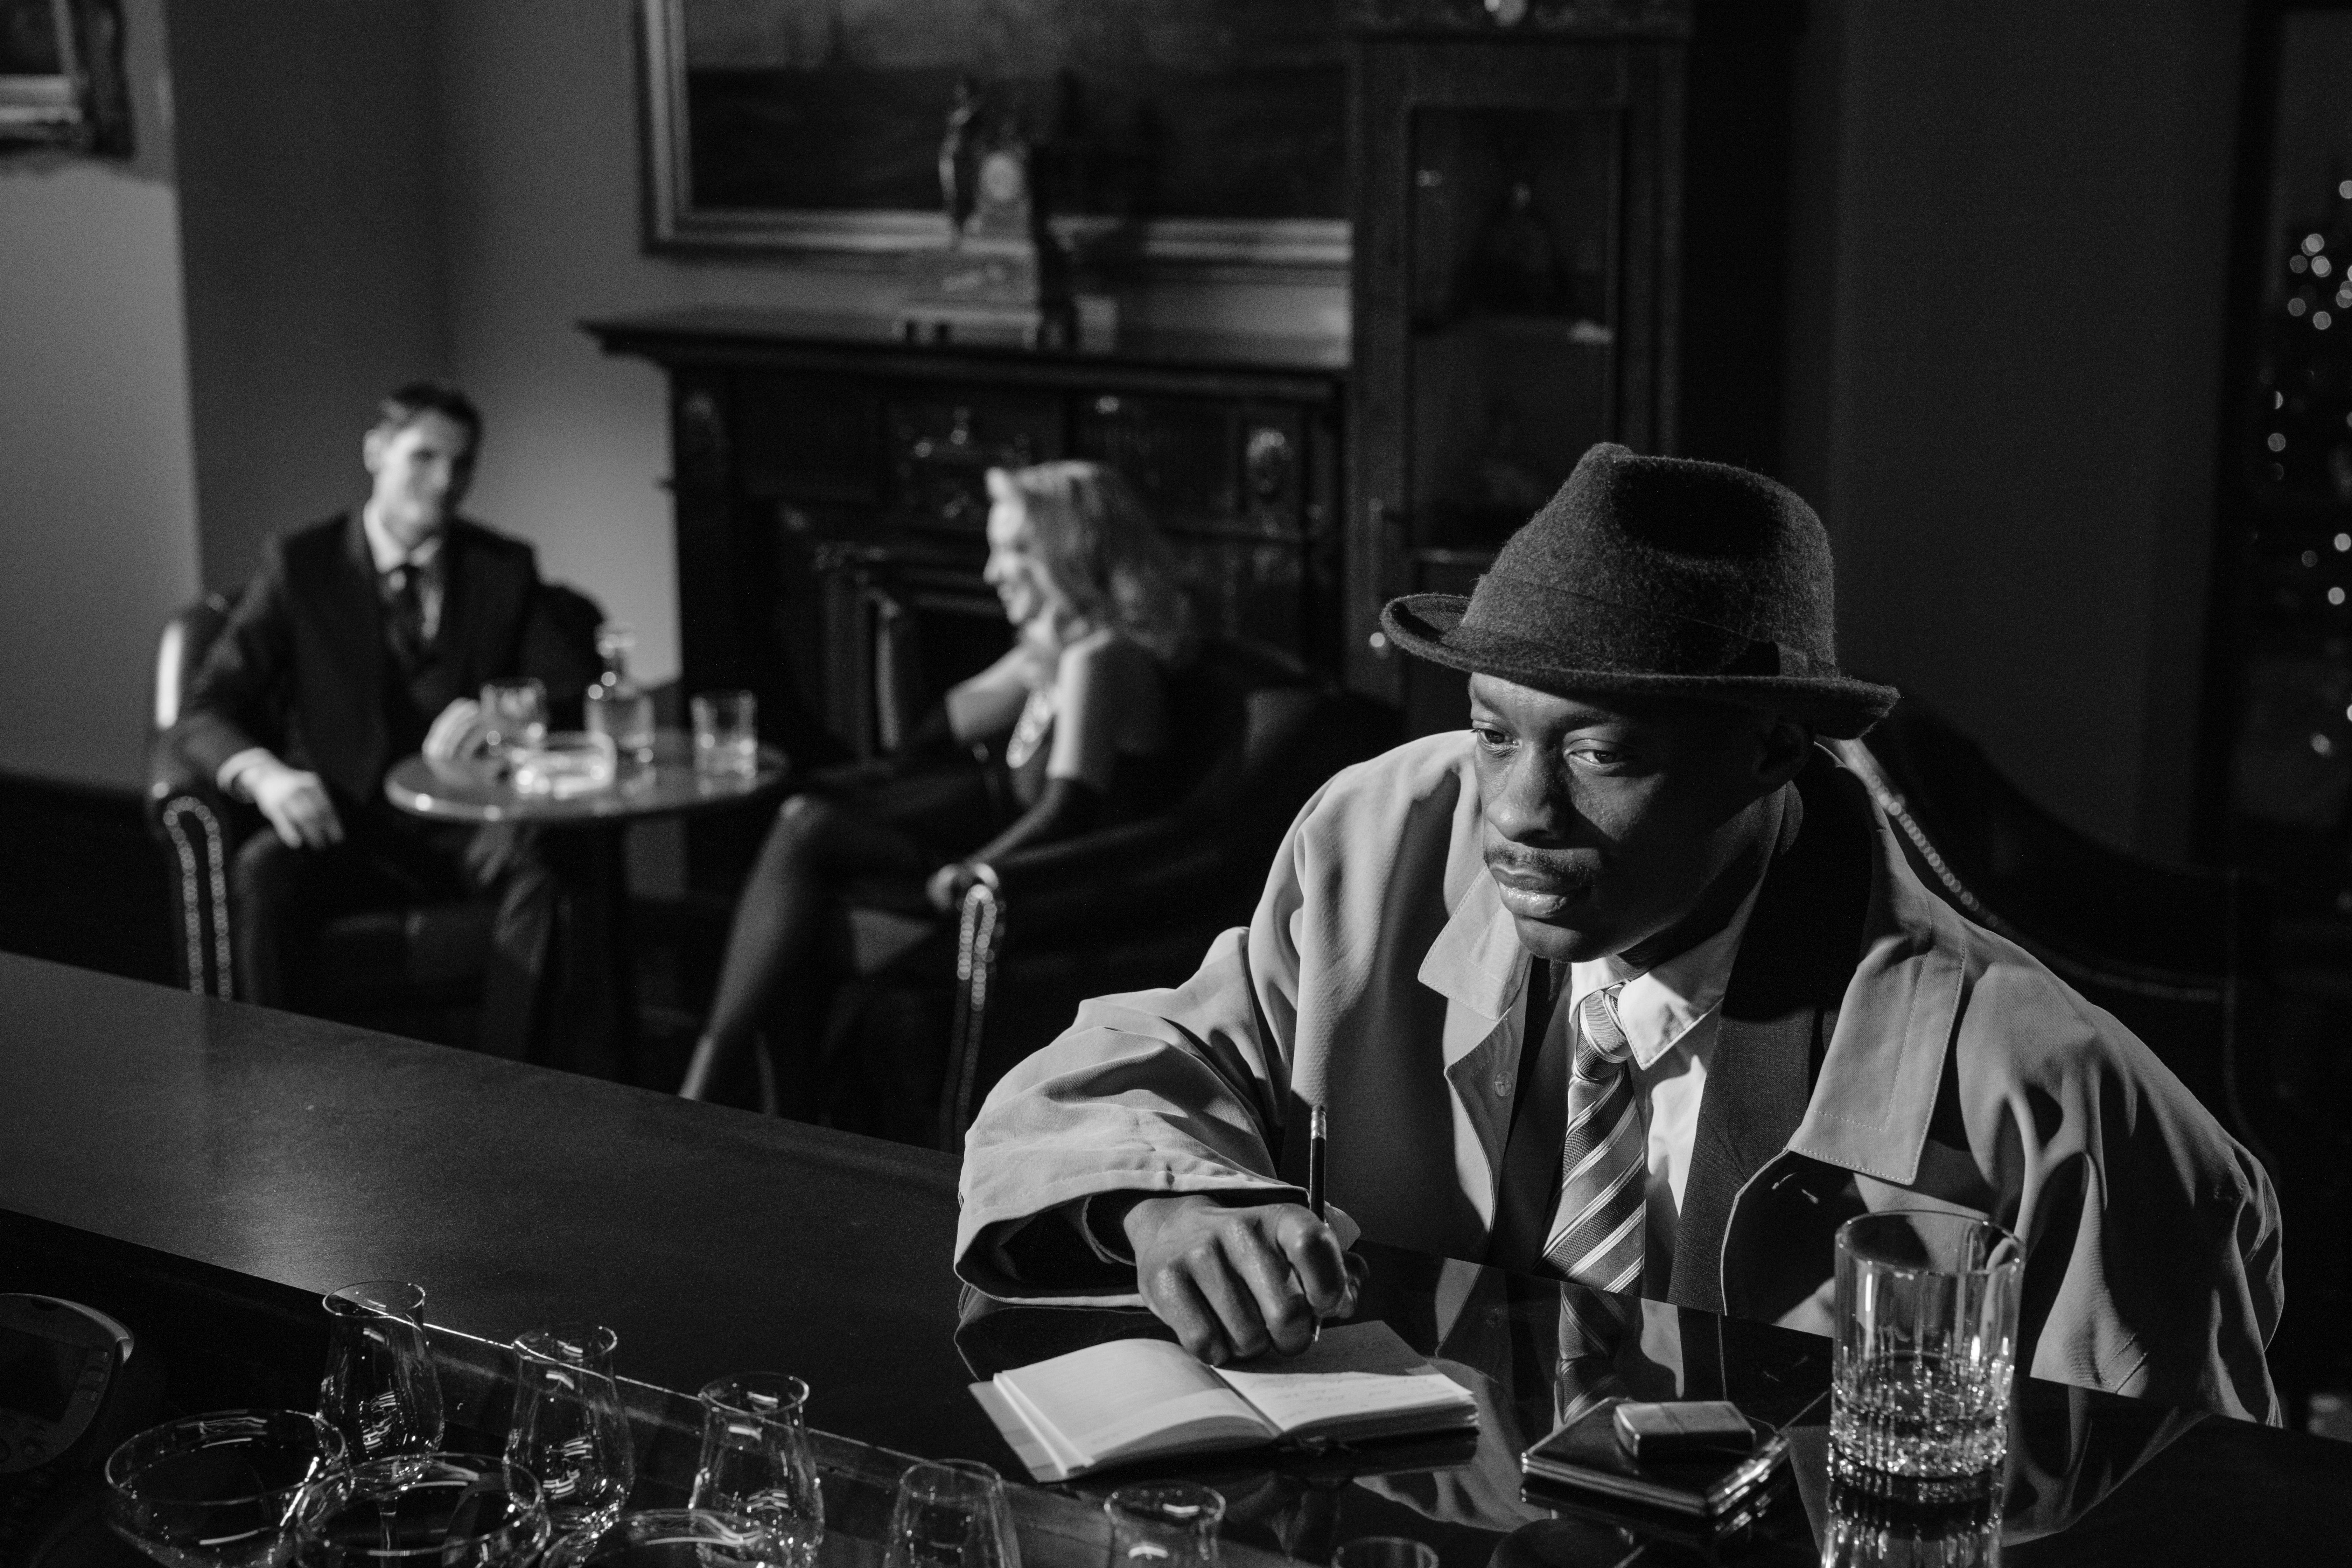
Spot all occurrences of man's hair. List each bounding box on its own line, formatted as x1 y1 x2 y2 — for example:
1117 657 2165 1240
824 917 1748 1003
374 381 483 450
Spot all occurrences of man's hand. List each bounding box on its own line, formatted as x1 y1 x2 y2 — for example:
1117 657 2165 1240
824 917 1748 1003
1124 1194 1357 1365
245 760 343 849
422 697 488 764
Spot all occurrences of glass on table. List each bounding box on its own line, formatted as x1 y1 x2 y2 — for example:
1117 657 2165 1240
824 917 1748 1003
1830 1211 2023 1496
884 1460 1020 1568
506 1324 636 1544
511 731 619 798
692 691 758 779
586 623 657 763
689 1373 823 1561
306 1452 547 1568
105 1408 349 1568
1330 1539 1436 1568
479 678 550 758
1103 1480 1222 1568
318 1281 446 1489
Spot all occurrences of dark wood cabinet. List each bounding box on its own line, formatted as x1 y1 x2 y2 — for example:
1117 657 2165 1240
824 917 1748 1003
584 309 1348 768
1346 1 1690 732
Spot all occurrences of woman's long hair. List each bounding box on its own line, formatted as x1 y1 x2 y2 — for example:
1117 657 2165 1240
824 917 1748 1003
987 461 1196 663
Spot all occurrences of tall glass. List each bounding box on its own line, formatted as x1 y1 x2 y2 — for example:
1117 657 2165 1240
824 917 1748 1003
586 624 656 763
480 678 550 758
689 1373 822 1563
305 1452 547 1568
1820 1465 2000 1568
1104 1482 1222 1568
506 1325 636 1543
318 1281 446 1489
692 691 758 779
1831 1212 2023 1494
105 1409 349 1568
884 1460 1019 1568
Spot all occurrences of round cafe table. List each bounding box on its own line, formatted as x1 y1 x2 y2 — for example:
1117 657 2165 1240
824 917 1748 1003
383 729 790 1079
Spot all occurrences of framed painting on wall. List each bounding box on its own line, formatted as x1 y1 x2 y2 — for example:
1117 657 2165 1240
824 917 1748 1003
0 0 131 155
636 0 1348 271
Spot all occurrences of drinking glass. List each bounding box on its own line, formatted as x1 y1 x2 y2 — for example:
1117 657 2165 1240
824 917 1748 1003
692 691 758 779
689 1373 822 1562
306 1452 547 1568
1103 1482 1222 1568
480 678 550 758
318 1281 446 1489
105 1408 349 1568
884 1460 1020 1568
1330 1540 1436 1568
562 1508 810 1568
1831 1212 2023 1494
506 1325 636 1542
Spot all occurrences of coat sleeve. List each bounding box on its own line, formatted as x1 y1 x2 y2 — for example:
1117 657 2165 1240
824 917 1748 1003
952 778 1333 1302
172 544 296 782
1960 959 2286 1426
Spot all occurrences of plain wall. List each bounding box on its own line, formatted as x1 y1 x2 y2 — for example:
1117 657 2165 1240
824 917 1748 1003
1791 0 2242 857
168 0 449 592
0 0 201 790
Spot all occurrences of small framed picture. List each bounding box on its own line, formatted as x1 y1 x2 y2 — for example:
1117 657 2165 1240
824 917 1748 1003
0 0 131 157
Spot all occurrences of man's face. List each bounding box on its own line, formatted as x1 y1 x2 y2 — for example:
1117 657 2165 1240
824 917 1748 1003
1469 674 1799 965
363 411 476 548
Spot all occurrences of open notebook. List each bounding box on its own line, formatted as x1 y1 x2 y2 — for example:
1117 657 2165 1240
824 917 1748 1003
968 1321 1479 1482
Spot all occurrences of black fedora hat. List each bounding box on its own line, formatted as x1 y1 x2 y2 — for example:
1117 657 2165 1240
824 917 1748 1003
1381 443 1898 738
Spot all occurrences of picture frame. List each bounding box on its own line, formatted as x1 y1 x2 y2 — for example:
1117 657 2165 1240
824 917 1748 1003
635 0 1349 273
0 0 130 156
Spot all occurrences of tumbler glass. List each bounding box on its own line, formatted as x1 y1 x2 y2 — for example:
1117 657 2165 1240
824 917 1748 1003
692 691 758 779
1330 1539 1436 1568
1820 1463 2000 1568
1831 1211 2023 1493
506 1325 636 1542
305 1452 547 1568
1104 1482 1223 1568
480 679 549 758
105 1408 349 1568
318 1281 446 1491
688 1373 822 1564
884 1460 1020 1568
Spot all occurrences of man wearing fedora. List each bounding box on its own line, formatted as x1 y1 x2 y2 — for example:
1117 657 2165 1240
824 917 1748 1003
954 444 2283 1424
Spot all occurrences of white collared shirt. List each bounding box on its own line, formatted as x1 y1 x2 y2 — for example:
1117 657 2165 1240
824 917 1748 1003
1556 874 1765 1299
361 505 445 644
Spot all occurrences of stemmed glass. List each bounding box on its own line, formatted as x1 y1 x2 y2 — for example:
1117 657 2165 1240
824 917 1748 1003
105 1408 350 1568
319 1281 447 1486
506 1324 637 1544
689 1373 824 1565
305 1452 547 1568
885 1460 1020 1568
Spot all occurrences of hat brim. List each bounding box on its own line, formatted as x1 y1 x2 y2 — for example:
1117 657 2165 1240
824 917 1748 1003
1382 594 1899 741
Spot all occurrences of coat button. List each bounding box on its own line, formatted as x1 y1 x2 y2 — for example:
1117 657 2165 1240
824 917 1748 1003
1493 1071 1513 1097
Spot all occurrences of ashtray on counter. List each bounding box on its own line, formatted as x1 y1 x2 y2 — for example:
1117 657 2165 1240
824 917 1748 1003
510 732 618 798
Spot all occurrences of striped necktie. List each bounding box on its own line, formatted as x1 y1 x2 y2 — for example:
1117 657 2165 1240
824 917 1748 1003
1541 983 1646 1293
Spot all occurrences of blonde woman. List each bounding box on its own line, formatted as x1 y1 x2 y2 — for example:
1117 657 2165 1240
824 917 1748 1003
680 460 1192 1107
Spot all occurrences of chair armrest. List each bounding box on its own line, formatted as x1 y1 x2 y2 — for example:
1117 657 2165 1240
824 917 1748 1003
146 733 248 997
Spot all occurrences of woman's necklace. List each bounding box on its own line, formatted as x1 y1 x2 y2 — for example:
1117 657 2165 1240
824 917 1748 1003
1004 686 1057 770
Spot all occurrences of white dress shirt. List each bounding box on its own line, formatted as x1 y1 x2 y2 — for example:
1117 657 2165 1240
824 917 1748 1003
1560 873 1766 1300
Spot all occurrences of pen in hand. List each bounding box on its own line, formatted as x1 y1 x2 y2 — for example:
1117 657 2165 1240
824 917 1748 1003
1308 1105 1328 1223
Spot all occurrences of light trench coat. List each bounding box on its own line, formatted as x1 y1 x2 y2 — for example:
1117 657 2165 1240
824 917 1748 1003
955 734 2283 1424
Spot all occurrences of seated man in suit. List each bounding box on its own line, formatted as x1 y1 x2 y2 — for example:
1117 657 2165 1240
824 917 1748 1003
955 443 2284 1424
173 381 598 1059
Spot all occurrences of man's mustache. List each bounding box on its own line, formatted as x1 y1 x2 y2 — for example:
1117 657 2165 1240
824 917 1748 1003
1483 847 1600 896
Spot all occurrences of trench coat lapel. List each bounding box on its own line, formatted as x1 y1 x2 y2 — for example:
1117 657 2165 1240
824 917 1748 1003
1419 870 1533 1225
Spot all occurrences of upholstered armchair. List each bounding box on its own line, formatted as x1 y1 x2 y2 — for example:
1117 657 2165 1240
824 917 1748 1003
816 638 1393 1150
145 585 601 1045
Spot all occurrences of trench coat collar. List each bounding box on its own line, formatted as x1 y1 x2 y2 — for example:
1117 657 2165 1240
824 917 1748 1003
1417 868 1528 1064
1413 745 1971 1192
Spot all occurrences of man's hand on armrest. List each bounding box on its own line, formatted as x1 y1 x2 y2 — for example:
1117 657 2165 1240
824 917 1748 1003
1123 1194 1358 1366
234 754 343 849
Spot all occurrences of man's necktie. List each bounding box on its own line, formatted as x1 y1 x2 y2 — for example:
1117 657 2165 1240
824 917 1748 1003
1541 984 1646 1293
385 562 429 672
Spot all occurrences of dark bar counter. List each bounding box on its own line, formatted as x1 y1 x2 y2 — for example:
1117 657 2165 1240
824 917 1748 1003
7 953 2350 1568
0 952 996 1459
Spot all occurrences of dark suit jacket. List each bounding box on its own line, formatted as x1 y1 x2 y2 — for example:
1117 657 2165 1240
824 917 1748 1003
175 513 597 810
